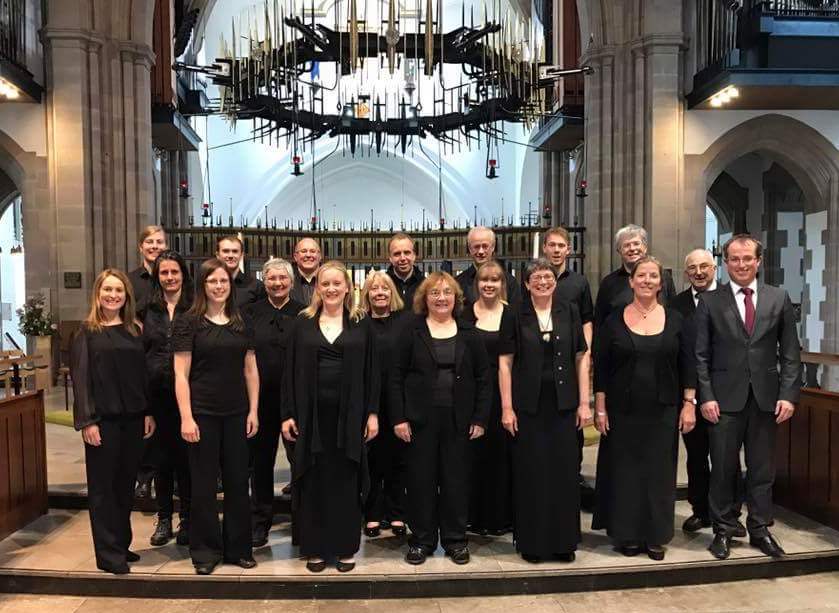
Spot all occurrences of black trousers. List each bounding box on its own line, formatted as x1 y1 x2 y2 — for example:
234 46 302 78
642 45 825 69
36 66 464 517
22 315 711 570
136 433 159 486
85 416 145 571
709 390 777 538
188 413 252 565
249 405 282 534
365 427 407 523
154 396 191 521
406 405 469 553
682 413 712 519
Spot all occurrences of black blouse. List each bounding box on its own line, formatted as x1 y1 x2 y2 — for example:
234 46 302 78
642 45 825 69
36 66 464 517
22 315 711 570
593 309 696 413
503 300 587 413
242 297 304 401
368 310 407 425
232 271 266 307
594 267 677 330
70 325 148 430
142 303 189 395
172 314 255 416
128 266 153 315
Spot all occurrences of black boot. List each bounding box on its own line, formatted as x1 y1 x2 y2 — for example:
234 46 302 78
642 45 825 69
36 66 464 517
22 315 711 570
150 517 173 546
175 518 190 546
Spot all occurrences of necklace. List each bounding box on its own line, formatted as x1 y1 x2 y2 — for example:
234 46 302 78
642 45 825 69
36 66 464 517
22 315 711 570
536 309 552 342
631 301 657 319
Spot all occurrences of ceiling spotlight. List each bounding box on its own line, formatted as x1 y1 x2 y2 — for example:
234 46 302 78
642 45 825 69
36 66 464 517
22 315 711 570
718 91 731 103
728 87 739 98
710 97 722 108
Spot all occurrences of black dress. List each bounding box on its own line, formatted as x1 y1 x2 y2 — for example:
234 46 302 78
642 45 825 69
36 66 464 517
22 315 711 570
365 311 408 526
592 310 694 546
509 304 585 558
297 332 362 558
467 306 514 534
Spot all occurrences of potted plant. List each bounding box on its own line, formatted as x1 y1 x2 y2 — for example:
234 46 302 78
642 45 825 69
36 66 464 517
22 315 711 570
17 293 57 390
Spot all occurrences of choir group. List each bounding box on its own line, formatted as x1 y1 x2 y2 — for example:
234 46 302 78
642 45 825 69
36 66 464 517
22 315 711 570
71 223 800 575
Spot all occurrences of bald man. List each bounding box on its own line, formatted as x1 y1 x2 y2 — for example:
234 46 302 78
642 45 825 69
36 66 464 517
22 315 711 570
455 226 521 306
289 237 322 305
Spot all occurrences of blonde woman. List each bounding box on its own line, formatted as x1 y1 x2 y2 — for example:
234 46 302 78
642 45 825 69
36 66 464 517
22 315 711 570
71 268 155 574
464 261 516 536
282 261 380 573
360 271 408 539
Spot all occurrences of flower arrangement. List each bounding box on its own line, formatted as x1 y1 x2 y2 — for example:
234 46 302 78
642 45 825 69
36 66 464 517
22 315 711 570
17 294 57 337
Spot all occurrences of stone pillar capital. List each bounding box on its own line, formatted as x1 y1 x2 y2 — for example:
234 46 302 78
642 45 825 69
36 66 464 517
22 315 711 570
40 26 105 50
119 42 157 70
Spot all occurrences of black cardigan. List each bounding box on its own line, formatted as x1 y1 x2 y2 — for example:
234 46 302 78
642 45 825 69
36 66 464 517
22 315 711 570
593 308 696 412
389 314 491 432
281 312 380 477
506 300 587 414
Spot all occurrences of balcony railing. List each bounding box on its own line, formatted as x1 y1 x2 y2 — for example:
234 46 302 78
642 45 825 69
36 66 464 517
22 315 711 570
0 0 26 69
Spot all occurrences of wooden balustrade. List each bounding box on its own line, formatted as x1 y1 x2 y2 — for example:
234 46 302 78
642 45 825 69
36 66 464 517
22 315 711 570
0 391 47 541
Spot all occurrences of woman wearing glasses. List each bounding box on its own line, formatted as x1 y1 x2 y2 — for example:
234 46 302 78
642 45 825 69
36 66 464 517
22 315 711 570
173 258 260 575
391 272 491 566
498 259 590 563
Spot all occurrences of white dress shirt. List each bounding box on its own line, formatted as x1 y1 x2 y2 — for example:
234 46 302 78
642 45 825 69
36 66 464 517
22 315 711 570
691 279 718 307
730 278 758 324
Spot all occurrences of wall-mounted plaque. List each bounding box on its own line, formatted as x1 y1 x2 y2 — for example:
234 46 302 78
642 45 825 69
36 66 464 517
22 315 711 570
64 272 82 289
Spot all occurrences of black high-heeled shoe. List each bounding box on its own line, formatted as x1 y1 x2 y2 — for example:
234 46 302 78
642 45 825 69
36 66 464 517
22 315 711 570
364 524 381 537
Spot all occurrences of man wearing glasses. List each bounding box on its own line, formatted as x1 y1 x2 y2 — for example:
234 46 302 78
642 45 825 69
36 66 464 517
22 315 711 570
695 235 800 560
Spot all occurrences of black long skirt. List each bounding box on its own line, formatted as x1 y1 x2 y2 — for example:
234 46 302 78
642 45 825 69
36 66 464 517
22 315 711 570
469 373 513 533
595 404 679 545
512 385 580 557
296 366 362 559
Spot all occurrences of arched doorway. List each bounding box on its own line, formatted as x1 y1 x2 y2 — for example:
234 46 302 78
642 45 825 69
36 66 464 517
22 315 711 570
686 114 839 355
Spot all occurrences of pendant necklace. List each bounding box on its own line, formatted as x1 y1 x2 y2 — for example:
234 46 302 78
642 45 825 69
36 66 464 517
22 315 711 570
632 301 656 319
536 309 552 342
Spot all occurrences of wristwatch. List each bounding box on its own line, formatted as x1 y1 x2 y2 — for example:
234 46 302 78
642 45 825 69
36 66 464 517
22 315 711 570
683 397 697 405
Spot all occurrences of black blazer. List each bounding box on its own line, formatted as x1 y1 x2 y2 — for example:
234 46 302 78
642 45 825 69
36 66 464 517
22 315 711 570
390 315 491 432
282 313 380 473
670 288 696 320
506 300 587 414
593 308 696 413
695 282 800 413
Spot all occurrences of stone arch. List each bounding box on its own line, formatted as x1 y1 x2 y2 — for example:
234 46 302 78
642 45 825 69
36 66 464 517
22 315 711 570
706 170 746 234
685 113 839 353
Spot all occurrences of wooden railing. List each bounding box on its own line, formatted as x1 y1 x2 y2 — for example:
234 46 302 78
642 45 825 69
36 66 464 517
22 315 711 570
775 352 839 529
0 391 47 541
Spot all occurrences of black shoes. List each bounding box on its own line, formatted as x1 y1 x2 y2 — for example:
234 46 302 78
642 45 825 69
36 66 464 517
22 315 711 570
150 517 173 546
252 526 269 548
364 524 381 537
306 559 327 573
126 551 140 563
194 560 219 575
646 545 665 561
750 533 785 558
391 523 407 537
224 557 258 569
176 520 190 546
682 515 712 533
446 547 470 565
521 553 542 563
99 563 130 575
555 552 576 563
709 534 732 560
405 546 427 565
733 521 748 538
619 544 641 557
336 559 356 572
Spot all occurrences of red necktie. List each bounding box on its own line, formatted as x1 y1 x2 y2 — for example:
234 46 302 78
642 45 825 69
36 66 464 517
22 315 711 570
742 287 755 335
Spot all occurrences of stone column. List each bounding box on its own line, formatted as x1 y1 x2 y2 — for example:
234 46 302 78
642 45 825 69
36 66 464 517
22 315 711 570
41 0 156 321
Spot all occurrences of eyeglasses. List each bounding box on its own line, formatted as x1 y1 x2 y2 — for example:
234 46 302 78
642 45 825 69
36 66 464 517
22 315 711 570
529 274 555 283
205 278 230 286
428 289 455 298
726 256 757 265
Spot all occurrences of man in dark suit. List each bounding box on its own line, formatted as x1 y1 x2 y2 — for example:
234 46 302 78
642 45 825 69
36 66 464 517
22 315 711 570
455 226 521 307
695 234 800 560
386 232 424 309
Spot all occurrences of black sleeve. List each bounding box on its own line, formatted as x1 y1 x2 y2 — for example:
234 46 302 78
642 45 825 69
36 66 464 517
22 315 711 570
593 278 610 332
579 279 595 324
389 330 412 426
661 269 677 306
778 291 802 404
498 307 516 355
571 303 587 354
171 314 196 353
694 296 715 403
677 312 697 392
593 317 613 394
470 333 492 428
506 272 522 307
364 319 381 416
280 321 299 421
70 329 98 430
242 315 256 351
